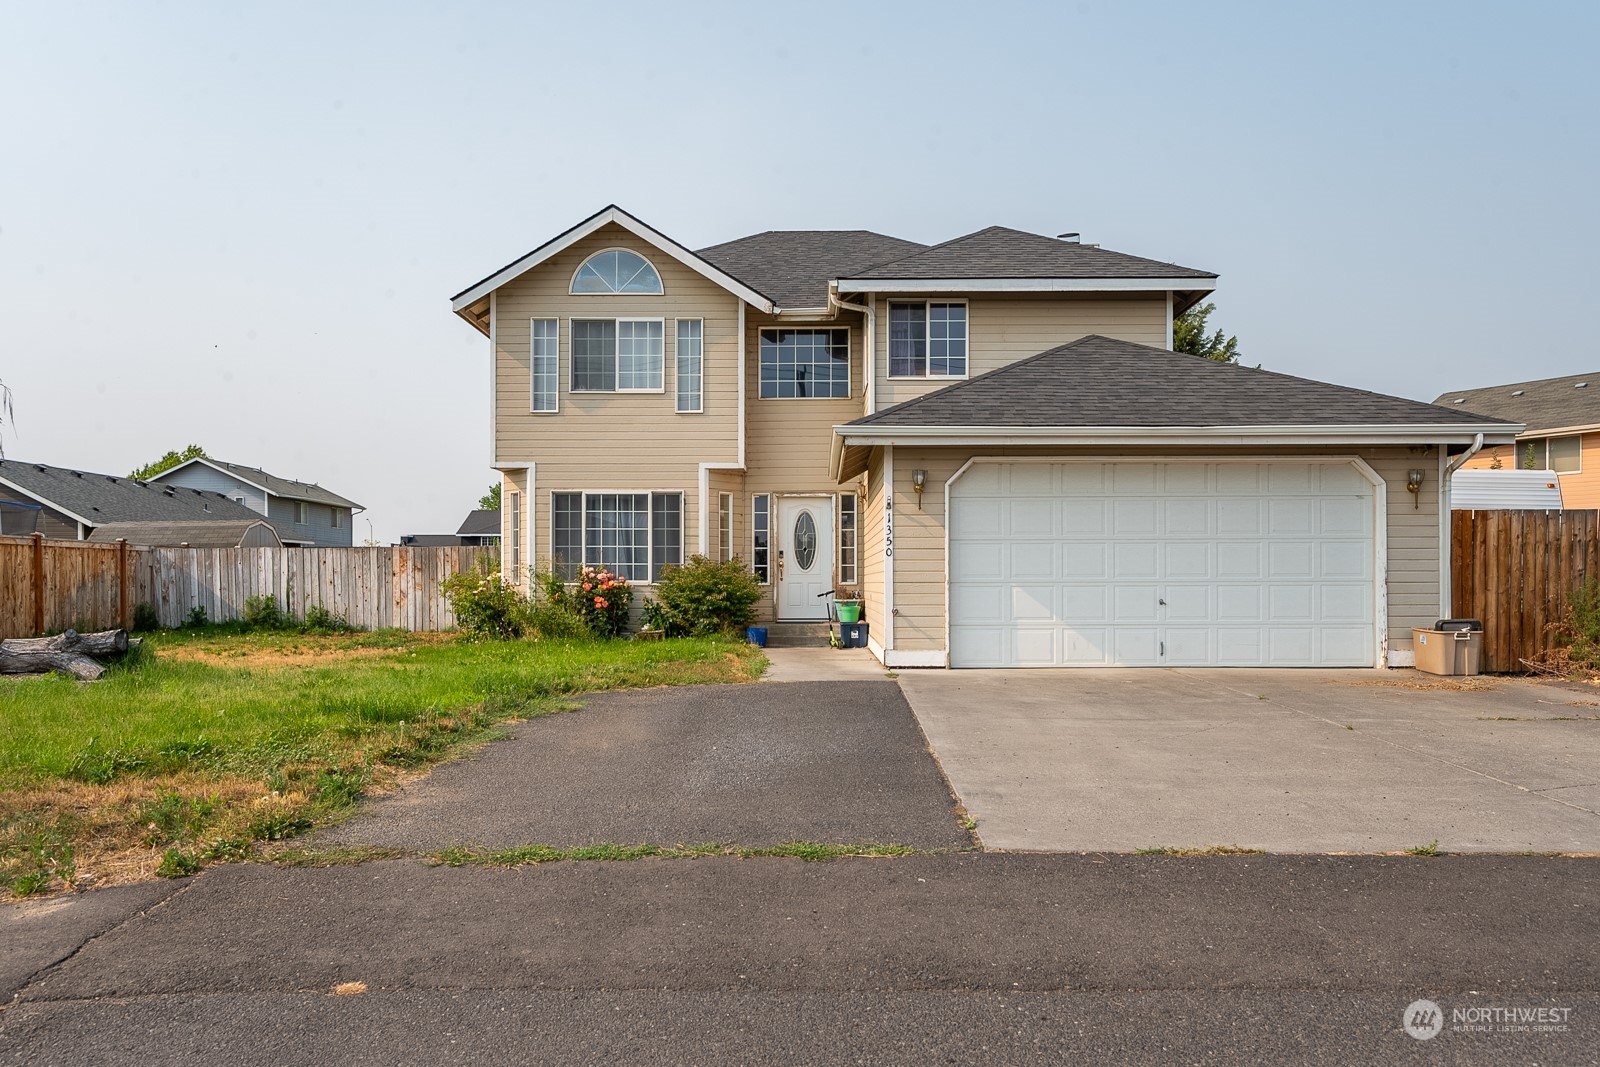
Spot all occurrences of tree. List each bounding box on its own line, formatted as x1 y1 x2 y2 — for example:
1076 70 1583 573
478 483 501 511
130 443 207 482
1172 302 1241 364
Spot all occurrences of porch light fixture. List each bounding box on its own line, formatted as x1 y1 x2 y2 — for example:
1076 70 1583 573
912 469 927 509
1406 468 1425 508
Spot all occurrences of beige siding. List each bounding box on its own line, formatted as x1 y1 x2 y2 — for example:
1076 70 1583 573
881 444 1444 659
873 292 1169 409
861 449 886 638
491 224 745 586
744 310 865 489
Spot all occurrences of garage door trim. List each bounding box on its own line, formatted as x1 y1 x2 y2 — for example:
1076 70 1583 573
941 455 1389 668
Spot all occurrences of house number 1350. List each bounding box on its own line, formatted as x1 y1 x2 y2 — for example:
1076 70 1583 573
884 494 893 558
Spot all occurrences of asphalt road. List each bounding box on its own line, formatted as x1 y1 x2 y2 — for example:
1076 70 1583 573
322 680 972 851
4 854 1596 1065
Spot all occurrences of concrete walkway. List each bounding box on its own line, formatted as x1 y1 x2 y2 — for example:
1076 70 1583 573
759 646 889 682
898 668 1600 854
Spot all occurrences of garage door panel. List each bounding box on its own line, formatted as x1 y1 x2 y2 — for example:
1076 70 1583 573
948 461 1376 668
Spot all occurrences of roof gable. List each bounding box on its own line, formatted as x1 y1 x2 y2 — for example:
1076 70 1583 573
0 460 269 528
842 226 1217 283
696 230 927 310
1433 372 1600 435
154 458 362 510
450 205 777 323
849 336 1523 431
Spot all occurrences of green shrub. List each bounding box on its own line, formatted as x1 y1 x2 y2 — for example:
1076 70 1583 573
650 555 762 636
527 570 593 640
1555 576 1600 671
242 594 291 631
131 602 162 632
442 568 530 639
183 605 209 629
302 604 356 634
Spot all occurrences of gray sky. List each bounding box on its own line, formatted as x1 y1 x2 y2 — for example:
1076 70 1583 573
3 1 1595 541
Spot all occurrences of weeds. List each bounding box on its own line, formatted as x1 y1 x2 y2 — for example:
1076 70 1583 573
156 848 201 878
1134 845 1266 856
1404 841 1443 856
434 841 926 868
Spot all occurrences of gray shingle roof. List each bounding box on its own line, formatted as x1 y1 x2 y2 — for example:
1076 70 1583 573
844 226 1216 282
849 336 1520 430
456 508 499 537
696 231 928 309
87 519 284 548
0 460 275 526
163 459 363 509
1432 372 1600 435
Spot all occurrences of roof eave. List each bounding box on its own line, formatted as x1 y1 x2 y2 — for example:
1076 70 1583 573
0 475 95 528
834 277 1218 294
449 205 777 315
833 423 1523 448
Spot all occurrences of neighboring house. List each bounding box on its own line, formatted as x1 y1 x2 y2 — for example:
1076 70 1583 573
87 519 284 548
451 205 1519 669
1435 373 1600 509
400 508 502 548
0 459 289 542
148 458 363 547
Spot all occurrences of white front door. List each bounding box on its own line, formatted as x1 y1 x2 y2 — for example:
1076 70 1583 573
777 497 834 620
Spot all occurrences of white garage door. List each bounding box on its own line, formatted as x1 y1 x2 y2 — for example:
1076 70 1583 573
949 460 1377 668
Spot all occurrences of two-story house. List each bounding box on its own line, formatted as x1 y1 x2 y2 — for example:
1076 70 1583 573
452 206 1518 669
148 458 363 547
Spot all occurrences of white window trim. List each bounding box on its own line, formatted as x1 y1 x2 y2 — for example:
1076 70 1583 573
567 247 665 296
837 492 857 587
530 317 560 414
331 509 342 529
675 318 704 414
568 317 667 394
548 489 684 584
752 493 771 584
756 327 852 401
507 490 522 575
294 501 309 525
886 299 969 380
1547 434 1583 475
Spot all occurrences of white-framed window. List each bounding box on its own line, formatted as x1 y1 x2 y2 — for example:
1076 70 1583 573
571 318 664 392
569 248 663 295
531 318 559 412
294 501 309 525
759 329 850 399
838 493 857 586
718 492 733 563
550 491 683 583
752 494 771 583
507 491 521 574
889 301 968 377
676 319 703 413
331 509 342 529
1550 435 1582 474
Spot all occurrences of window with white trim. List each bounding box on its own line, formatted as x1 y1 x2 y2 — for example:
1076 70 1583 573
676 319 703 413
531 318 558 412
718 493 733 563
571 319 663 392
570 249 663 295
752 495 771 583
759 329 850 398
507 491 521 574
331 509 342 529
294 501 309 525
838 493 857 586
550 491 682 583
889 301 967 377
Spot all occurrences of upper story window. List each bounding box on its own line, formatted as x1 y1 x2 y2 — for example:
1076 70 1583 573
889 301 968 378
759 328 850 399
570 249 663 295
571 318 664 392
1521 435 1582 474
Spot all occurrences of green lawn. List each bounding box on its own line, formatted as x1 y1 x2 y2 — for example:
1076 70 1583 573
1 629 764 897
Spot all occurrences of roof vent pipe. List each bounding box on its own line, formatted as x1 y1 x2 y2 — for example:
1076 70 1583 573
1057 232 1081 243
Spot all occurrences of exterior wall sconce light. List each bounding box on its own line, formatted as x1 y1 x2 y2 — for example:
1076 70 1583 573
912 469 927 509
1407 468 1426 508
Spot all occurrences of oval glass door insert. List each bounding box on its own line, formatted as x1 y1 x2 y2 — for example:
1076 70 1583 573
793 510 817 570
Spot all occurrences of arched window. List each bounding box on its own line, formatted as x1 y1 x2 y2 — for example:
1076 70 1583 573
570 249 664 295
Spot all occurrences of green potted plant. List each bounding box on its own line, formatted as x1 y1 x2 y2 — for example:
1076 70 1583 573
637 597 668 641
834 587 863 624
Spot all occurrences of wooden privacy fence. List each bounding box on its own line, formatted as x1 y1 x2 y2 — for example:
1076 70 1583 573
0 534 496 637
1450 509 1600 672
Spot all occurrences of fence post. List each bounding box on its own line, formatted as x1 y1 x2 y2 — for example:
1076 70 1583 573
31 532 45 636
117 538 131 630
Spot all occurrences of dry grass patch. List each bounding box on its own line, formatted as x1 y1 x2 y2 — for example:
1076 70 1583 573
1332 675 1499 692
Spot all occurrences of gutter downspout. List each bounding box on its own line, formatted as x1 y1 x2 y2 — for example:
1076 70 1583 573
830 284 874 415
1440 433 1484 618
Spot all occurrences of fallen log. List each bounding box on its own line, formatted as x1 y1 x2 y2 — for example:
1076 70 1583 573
0 628 131 681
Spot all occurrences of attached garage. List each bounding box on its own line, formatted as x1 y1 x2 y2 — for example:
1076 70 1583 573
948 459 1379 667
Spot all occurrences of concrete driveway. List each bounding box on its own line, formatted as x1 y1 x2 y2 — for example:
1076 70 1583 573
898 669 1600 853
